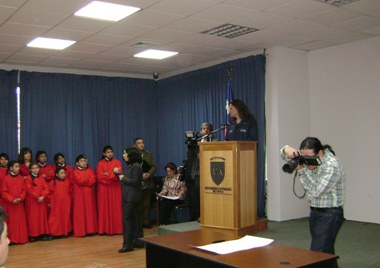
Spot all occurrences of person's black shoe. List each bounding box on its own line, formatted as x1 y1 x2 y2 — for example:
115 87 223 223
118 247 133 253
29 237 37 242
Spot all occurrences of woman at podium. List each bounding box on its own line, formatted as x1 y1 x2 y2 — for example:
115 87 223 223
225 99 258 141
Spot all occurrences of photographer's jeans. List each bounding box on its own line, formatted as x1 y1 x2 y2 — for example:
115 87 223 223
309 207 345 268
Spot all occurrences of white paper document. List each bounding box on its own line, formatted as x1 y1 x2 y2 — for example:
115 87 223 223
156 193 180 200
195 235 274 255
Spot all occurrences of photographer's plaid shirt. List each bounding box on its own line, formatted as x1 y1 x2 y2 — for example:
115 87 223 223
282 148 345 208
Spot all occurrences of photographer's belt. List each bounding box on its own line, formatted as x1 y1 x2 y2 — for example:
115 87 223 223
310 206 343 212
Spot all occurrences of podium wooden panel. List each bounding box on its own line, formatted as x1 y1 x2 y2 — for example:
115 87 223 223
199 141 259 236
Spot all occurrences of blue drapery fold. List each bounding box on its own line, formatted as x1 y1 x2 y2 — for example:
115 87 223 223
19 71 157 168
0 70 18 160
157 55 266 217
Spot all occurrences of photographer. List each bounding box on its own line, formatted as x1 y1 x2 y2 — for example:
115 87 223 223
185 122 216 221
281 137 345 268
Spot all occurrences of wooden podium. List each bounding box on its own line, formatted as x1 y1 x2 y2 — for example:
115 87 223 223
199 141 262 236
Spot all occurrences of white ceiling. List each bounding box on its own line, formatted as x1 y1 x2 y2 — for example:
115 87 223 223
0 0 379 78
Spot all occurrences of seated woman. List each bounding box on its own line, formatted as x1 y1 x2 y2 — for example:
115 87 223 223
158 162 187 225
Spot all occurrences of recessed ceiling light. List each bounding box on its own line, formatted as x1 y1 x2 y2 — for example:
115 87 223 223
312 0 359 7
134 49 179 60
201 24 259 39
27 37 76 50
75 1 140 22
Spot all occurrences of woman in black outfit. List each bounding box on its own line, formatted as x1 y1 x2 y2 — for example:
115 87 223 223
115 147 144 253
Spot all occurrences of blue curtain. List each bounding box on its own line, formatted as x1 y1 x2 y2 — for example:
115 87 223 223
0 70 18 160
157 55 266 217
20 71 157 168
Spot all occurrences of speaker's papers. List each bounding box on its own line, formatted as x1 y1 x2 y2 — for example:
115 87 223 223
195 235 273 254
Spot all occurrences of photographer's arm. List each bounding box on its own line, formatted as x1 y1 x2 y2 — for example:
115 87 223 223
298 163 340 198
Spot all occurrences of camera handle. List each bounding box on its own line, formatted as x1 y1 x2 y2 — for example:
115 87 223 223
293 171 306 199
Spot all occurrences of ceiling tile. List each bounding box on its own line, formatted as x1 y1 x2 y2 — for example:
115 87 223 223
192 4 255 22
101 45 141 57
178 34 226 47
266 0 334 19
166 17 221 33
9 9 67 27
0 6 16 22
333 16 380 32
292 40 337 51
0 0 27 8
0 33 33 46
223 0 296 11
6 53 48 63
0 43 21 53
82 33 132 46
43 28 94 41
266 20 324 35
67 42 111 53
139 28 193 43
344 0 380 18
303 8 361 26
22 0 88 15
0 52 12 61
57 16 112 33
55 50 94 60
232 11 291 29
303 26 374 44
102 23 156 38
122 10 183 27
148 0 218 16
0 22 50 36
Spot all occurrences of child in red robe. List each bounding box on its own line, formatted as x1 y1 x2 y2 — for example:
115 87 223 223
0 153 9 210
36 151 54 182
2 161 28 244
25 162 50 242
73 154 98 237
18 147 32 177
96 145 123 235
48 167 72 237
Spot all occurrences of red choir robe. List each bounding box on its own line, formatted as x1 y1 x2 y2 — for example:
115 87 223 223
53 164 74 222
96 158 123 234
48 178 72 236
0 167 8 210
38 163 55 182
25 175 50 237
73 166 98 237
19 163 30 177
2 173 28 244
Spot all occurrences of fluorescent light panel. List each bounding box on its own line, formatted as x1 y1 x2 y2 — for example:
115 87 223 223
27 37 76 50
75 1 140 21
134 49 179 60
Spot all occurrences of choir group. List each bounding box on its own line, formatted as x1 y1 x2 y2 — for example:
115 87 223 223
0 145 124 245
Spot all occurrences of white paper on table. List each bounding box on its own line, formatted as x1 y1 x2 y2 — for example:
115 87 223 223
195 235 274 255
156 193 180 200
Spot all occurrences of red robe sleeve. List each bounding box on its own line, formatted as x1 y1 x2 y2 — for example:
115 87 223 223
2 176 15 203
96 161 112 185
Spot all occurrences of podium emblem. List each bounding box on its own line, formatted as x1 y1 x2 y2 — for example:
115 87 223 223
210 157 225 185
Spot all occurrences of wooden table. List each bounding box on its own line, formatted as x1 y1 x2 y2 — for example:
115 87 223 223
141 229 338 268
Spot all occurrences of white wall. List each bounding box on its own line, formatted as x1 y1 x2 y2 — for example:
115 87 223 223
266 47 310 221
308 36 380 224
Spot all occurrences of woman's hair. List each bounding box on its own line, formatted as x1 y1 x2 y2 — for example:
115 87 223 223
299 137 335 156
165 162 178 174
102 145 113 158
35 150 47 161
18 147 32 163
75 154 87 163
123 147 142 165
53 153 64 163
229 99 252 121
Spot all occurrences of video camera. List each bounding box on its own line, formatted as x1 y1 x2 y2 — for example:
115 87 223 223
184 131 199 149
282 155 322 173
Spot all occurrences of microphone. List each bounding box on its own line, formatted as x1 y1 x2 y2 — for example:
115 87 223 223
221 123 229 128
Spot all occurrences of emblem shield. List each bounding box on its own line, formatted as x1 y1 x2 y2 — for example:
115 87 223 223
210 161 225 185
